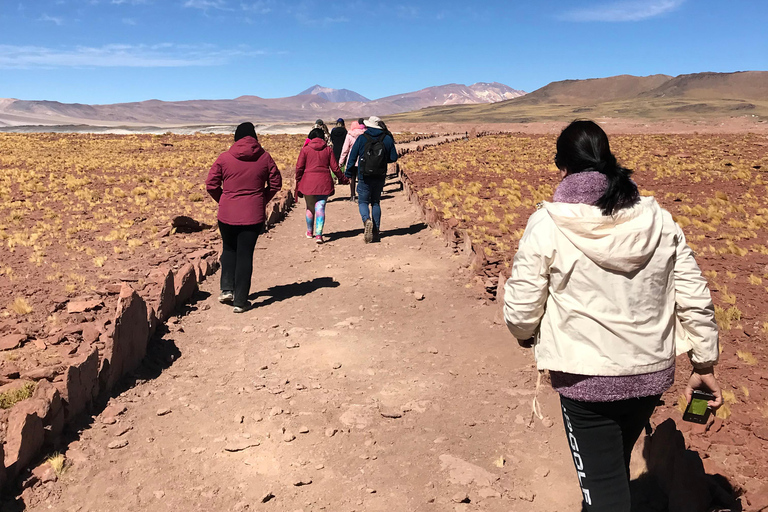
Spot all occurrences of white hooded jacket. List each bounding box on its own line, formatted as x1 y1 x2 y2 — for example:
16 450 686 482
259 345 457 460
503 196 719 376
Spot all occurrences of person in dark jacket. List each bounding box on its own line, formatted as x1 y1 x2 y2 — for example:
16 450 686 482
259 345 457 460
206 122 282 312
346 116 398 243
295 128 349 243
330 118 347 165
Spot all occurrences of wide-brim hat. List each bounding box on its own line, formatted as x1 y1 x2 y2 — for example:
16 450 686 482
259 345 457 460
363 116 382 129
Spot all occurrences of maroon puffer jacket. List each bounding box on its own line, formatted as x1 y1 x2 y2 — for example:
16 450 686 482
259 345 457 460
295 138 347 197
206 137 282 225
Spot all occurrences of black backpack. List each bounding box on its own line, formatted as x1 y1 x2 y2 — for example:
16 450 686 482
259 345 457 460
359 133 388 178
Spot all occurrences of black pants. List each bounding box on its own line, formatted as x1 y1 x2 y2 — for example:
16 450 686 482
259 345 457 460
560 395 659 512
218 221 263 307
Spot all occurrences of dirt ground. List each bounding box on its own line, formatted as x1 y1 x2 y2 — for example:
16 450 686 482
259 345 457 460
15 167 589 512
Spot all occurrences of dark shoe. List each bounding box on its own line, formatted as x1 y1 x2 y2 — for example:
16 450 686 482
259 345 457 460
364 219 374 243
350 196 357 203
372 225 380 243
233 302 251 313
218 291 234 304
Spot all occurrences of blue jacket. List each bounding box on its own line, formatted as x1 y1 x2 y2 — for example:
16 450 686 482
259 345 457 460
346 128 398 177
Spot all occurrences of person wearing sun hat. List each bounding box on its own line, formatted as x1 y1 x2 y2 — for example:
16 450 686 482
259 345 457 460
346 116 398 242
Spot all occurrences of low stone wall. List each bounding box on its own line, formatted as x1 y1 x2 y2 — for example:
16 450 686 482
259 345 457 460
0 190 295 494
397 132 510 302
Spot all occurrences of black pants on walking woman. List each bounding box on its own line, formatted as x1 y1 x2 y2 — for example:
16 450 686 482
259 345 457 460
218 221 263 308
560 394 660 512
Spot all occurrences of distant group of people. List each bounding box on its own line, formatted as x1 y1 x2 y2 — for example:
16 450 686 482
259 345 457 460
205 116 397 310
205 117 723 512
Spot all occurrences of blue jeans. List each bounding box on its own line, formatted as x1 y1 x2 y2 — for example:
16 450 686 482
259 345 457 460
357 177 385 228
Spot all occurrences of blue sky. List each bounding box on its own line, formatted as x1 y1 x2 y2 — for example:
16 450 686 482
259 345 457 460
0 0 766 104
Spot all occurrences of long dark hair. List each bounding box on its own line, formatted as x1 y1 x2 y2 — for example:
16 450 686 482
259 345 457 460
308 128 325 140
555 120 638 216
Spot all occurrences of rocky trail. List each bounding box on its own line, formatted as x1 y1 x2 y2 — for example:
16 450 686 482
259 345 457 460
12 153 587 512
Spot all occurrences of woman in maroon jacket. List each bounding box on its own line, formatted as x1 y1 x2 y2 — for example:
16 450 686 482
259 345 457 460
206 122 282 312
295 128 348 243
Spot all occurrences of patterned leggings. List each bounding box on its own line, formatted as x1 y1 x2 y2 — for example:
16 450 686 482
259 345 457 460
305 195 328 236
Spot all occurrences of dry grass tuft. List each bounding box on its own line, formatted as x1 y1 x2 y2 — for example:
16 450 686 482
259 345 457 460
8 297 33 316
0 382 36 409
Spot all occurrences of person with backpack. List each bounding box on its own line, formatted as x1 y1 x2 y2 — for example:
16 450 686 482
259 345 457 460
295 128 349 243
345 116 398 243
206 122 282 313
338 120 366 202
503 120 722 512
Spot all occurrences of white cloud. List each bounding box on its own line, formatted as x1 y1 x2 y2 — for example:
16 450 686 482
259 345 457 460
0 43 270 69
240 1 271 14
183 0 230 10
561 0 685 22
39 13 64 25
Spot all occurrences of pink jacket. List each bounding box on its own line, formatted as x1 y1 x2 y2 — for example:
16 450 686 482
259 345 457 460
339 123 366 167
295 138 347 196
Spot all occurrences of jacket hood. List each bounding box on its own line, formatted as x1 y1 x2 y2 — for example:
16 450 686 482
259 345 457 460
229 136 264 161
349 127 366 137
365 127 384 137
307 138 328 150
542 196 663 272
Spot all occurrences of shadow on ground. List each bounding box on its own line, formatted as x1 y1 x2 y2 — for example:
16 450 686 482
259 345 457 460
249 277 340 307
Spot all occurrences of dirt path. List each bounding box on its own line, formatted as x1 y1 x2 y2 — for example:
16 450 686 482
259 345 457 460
20 152 584 512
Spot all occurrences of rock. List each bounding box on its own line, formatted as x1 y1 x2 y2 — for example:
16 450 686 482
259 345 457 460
154 268 176 322
174 263 198 306
171 215 204 232
518 490 535 502
332 362 342 370
404 287 414 294
31 462 57 484
153 491 165 499
283 433 296 443
439 454 499 487
66 299 103 314
81 323 101 344
366 488 377 494
3 400 45 478
427 347 439 354
101 285 149 391
102 416 117 425
299 426 309 434
234 414 245 424
325 428 338 438
285 340 300 349
103 403 127 417
187 248 216 261
1 333 27 351
156 408 172 416
242 326 255 334
293 477 312 486
269 407 283 416
59 347 99 421
33 380 64 445
260 491 275 503
452 492 470 503
157 227 172 238
20 366 60 381
108 439 129 449
414 292 425 301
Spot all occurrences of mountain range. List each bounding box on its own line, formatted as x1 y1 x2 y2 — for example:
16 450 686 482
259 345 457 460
0 83 525 127
389 71 768 123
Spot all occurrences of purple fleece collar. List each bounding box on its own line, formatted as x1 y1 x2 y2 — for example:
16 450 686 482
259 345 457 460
553 171 608 205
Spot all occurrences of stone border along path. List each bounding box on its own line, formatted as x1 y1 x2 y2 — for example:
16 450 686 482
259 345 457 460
13 134 587 511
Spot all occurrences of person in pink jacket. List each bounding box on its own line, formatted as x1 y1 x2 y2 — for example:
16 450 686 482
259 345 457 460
338 119 366 201
206 122 282 313
295 128 349 243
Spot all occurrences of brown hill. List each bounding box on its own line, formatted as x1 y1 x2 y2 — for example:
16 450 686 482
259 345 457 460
388 71 768 123
513 74 672 106
639 71 768 100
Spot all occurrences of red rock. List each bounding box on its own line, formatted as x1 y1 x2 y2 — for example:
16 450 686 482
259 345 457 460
171 215 203 231
59 347 99 421
101 285 148 391
66 299 103 314
154 268 175 322
31 462 57 484
187 248 215 260
32 338 47 350
4 400 45 479
147 305 158 339
1 362 21 379
191 258 205 283
203 255 220 276
157 227 172 238
33 380 64 444
174 263 198 306
0 333 26 351
103 283 124 295
20 367 60 381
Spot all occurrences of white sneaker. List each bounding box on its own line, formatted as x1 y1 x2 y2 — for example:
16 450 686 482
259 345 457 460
218 291 234 304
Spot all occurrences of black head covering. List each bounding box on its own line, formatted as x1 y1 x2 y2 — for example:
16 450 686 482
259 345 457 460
234 122 257 142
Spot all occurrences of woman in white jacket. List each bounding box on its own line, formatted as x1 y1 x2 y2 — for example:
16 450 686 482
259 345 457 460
504 120 722 512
